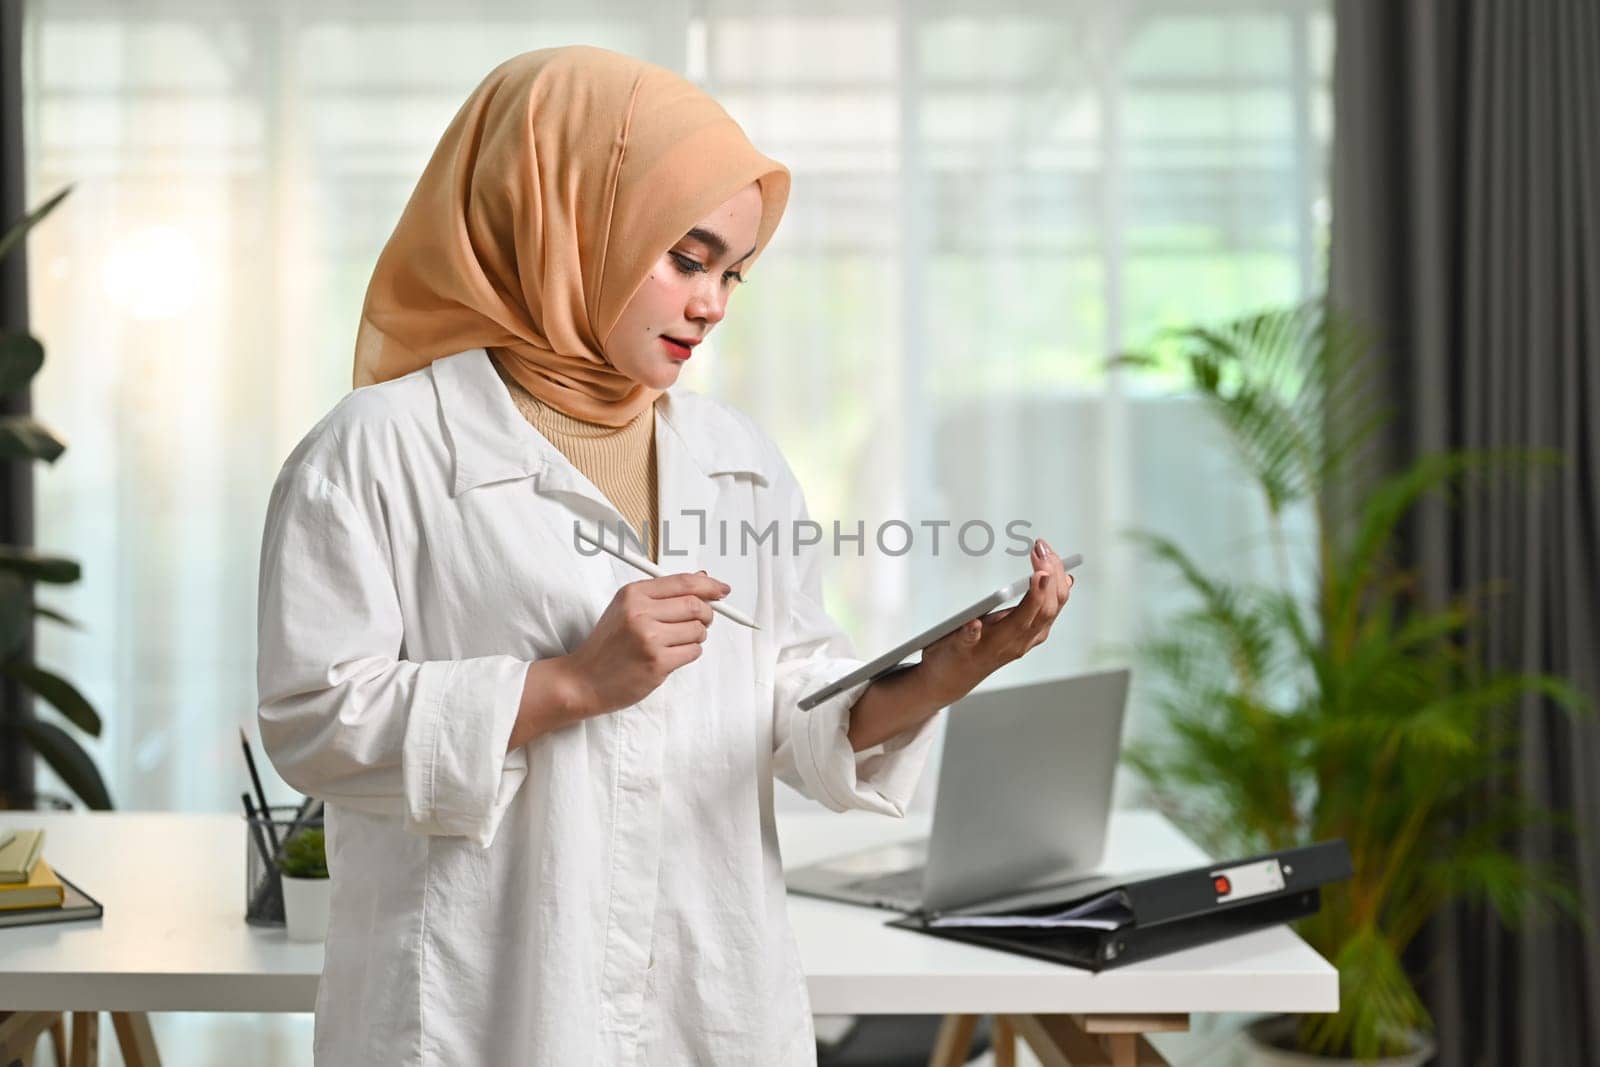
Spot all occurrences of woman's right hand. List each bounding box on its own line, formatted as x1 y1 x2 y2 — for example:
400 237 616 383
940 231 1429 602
562 571 730 718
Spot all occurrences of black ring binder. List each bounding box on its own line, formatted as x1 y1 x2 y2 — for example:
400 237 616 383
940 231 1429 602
886 840 1351 972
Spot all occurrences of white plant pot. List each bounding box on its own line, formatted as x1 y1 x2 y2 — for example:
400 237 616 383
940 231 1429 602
280 874 331 943
1244 1016 1435 1067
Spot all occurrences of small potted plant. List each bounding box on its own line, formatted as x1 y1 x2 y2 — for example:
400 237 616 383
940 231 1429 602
276 827 330 942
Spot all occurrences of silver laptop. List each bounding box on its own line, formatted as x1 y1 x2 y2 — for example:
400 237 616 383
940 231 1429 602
786 668 1130 915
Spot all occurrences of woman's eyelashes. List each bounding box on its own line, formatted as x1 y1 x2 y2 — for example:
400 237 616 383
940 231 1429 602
669 251 743 285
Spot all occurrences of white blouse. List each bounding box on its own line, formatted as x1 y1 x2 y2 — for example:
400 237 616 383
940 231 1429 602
255 348 940 1065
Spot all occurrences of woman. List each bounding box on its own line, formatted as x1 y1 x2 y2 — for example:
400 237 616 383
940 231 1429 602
256 45 1073 1065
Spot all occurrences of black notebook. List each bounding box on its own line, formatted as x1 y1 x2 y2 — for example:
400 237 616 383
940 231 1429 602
886 840 1350 972
0 870 104 930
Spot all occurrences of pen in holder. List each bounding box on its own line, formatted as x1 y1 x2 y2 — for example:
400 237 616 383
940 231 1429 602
243 802 321 926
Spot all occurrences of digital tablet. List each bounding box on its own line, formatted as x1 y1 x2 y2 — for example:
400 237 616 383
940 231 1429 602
797 553 1083 711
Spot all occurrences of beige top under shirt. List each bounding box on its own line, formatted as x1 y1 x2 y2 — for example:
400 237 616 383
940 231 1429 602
490 351 659 561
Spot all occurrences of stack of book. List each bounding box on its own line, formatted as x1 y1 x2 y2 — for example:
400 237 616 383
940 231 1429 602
0 827 103 929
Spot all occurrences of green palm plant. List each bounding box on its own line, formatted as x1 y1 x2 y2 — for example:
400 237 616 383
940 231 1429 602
1114 299 1585 1059
0 184 112 810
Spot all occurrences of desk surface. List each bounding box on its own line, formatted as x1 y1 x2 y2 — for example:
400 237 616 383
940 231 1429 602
0 808 1336 1015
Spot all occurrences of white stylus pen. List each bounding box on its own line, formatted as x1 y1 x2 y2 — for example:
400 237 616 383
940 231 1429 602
574 525 761 631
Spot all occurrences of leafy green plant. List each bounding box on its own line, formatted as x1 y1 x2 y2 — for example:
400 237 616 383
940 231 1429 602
278 827 327 879
0 185 112 811
1115 300 1586 1059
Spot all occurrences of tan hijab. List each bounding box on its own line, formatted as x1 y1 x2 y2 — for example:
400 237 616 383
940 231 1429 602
352 46 790 426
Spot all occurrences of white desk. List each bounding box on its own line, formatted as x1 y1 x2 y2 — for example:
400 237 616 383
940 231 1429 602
0 809 1336 1065
782 809 1334 1018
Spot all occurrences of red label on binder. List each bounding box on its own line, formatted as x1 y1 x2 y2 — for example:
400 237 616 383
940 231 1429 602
1211 859 1285 902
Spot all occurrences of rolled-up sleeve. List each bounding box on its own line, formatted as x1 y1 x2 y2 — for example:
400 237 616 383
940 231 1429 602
768 469 940 816
256 462 529 847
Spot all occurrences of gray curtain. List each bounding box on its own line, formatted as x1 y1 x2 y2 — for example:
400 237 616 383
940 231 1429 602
1330 1 1600 1064
0 0 35 800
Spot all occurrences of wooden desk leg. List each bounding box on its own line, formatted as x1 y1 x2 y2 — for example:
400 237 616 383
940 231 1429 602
928 1014 979 1067
992 1015 1016 1067
67 1013 97 1067
1003 1013 1109 1066
0 1011 59 1065
47 1017 67 1066
1104 1033 1150 1067
111 1012 161 1067
1081 1013 1187 1067
1002 1013 1186 1067
0 1011 157 1067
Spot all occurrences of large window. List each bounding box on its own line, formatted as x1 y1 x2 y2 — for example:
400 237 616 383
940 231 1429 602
24 0 1331 817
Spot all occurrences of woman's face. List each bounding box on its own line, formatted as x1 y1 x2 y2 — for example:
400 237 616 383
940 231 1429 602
606 181 764 389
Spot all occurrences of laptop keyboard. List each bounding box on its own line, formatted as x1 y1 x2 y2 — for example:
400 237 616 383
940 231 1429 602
844 865 926 903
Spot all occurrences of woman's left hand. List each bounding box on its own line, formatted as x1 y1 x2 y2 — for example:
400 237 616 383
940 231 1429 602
916 537 1074 708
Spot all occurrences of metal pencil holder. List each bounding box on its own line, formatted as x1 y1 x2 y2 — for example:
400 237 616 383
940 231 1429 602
244 803 322 926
